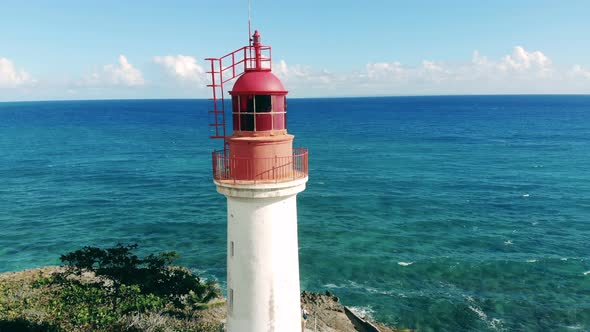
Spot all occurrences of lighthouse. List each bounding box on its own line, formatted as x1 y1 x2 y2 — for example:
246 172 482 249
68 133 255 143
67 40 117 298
206 30 309 331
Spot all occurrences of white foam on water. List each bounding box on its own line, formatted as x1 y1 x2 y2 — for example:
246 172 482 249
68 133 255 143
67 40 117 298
364 285 380 293
361 284 393 296
466 296 505 331
526 259 537 263
469 304 487 321
348 280 363 289
348 306 375 320
489 318 505 331
323 283 340 288
561 258 568 261
504 240 513 245
398 261 414 266
566 325 585 330
522 194 530 197
338 280 395 296
583 271 590 276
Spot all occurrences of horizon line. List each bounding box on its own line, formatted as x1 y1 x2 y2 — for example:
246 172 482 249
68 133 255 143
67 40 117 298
2 93 590 104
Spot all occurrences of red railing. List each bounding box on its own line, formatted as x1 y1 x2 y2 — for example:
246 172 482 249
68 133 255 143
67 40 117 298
211 45 272 85
205 45 272 148
212 148 308 183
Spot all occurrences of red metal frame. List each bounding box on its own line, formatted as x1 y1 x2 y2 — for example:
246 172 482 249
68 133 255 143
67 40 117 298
205 45 272 153
212 148 308 183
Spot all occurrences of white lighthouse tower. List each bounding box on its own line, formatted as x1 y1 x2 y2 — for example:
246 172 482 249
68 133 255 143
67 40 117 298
206 30 309 332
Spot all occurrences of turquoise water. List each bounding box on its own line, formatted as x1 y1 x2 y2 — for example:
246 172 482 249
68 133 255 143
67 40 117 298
1 96 589 331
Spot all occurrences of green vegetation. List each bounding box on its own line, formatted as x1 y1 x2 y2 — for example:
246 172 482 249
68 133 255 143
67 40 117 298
0 244 224 332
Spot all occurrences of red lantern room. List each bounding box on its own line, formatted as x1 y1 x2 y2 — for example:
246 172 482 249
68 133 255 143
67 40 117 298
230 72 287 133
206 30 307 183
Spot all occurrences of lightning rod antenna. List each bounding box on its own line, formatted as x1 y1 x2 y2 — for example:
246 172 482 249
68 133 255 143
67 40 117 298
248 0 252 45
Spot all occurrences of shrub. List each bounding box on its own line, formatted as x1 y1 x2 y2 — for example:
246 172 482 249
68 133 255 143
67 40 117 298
42 244 221 331
57 244 220 306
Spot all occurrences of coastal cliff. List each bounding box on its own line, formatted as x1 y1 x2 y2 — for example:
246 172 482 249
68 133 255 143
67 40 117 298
0 267 408 332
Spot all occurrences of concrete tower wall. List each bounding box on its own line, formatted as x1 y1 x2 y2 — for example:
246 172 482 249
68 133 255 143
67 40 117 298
217 179 307 332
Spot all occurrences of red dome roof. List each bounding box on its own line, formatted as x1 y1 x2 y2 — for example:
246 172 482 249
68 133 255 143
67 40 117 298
230 71 287 95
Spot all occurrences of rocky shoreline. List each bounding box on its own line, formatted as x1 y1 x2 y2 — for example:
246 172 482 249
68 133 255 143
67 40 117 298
300 291 409 332
0 267 409 332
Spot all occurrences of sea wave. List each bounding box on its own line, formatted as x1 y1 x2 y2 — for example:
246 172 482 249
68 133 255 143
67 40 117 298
323 283 340 289
466 296 505 331
323 280 395 297
348 306 375 320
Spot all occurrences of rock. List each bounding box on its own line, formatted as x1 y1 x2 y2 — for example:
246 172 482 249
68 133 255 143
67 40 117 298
300 291 407 332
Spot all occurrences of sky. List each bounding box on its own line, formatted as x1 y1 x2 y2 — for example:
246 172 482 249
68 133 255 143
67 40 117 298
1 0 589 101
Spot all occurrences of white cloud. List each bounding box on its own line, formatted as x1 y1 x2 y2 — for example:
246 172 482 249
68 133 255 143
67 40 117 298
0 57 36 87
273 59 334 85
357 46 564 94
153 55 205 81
268 46 590 96
273 59 310 79
468 47 552 77
82 55 144 87
7 47 583 100
572 65 590 79
366 61 404 80
422 60 445 73
420 60 451 82
471 51 489 66
364 60 449 83
499 46 551 73
273 59 290 77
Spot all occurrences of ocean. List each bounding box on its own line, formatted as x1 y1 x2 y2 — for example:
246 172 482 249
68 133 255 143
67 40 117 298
1 96 589 331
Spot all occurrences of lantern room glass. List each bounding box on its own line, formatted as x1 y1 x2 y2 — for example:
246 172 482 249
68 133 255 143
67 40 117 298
231 95 287 132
